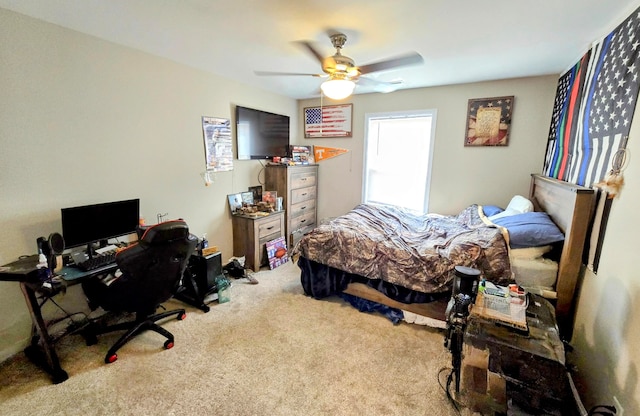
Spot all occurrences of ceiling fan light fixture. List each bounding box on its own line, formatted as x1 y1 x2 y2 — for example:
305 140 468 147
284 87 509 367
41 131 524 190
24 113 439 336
321 78 355 100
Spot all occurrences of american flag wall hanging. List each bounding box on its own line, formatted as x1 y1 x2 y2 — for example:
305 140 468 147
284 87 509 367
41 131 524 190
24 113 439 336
304 104 353 138
544 6 639 187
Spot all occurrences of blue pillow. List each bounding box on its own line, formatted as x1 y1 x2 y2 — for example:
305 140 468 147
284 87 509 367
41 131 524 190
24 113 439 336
492 212 564 248
482 205 504 217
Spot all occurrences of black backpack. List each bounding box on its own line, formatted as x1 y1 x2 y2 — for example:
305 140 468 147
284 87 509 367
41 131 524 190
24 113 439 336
223 259 245 278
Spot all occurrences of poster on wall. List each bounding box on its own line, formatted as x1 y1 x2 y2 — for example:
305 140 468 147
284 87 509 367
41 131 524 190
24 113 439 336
304 104 352 138
202 116 233 172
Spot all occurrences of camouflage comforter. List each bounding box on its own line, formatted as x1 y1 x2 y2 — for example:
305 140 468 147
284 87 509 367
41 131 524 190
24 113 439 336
293 203 512 294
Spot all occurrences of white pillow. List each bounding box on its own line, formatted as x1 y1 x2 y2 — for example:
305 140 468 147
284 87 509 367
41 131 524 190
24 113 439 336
488 195 533 221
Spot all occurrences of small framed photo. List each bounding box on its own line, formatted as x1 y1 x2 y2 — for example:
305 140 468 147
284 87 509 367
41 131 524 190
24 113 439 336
227 193 243 213
290 145 313 164
262 190 277 208
241 191 254 205
248 185 262 203
465 96 514 146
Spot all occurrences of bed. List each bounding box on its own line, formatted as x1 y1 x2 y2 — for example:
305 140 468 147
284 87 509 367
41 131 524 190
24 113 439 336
292 174 594 336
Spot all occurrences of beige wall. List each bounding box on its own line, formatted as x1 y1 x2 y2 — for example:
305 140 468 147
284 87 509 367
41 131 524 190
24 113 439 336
571 135 640 411
0 8 297 360
2 6 639 413
300 76 558 219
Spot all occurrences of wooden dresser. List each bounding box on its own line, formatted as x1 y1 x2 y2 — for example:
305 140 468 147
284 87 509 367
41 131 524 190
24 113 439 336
265 164 318 248
231 211 285 272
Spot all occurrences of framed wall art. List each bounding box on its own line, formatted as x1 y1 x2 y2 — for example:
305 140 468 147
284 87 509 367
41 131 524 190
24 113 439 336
304 104 352 138
464 96 514 146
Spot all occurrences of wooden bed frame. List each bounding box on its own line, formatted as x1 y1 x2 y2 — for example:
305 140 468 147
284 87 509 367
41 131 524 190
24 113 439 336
342 174 595 336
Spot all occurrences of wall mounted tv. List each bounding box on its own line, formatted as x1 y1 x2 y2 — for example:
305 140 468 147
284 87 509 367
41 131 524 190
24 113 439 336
235 105 290 160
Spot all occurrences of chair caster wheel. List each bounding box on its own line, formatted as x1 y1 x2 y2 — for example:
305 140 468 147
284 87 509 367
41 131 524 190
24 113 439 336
105 353 118 364
52 369 69 384
84 334 98 346
164 340 174 350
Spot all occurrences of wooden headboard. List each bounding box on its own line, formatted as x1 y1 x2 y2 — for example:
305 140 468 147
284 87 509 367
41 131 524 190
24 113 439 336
529 174 595 335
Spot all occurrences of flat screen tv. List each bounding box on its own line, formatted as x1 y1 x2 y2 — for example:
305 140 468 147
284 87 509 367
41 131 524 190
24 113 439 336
236 105 290 160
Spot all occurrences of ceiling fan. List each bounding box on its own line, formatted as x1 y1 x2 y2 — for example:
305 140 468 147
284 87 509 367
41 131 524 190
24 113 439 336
255 30 424 99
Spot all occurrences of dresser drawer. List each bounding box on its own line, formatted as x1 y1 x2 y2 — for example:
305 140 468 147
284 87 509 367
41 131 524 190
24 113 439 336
291 171 317 189
290 198 316 218
258 217 282 238
290 210 316 231
291 185 316 204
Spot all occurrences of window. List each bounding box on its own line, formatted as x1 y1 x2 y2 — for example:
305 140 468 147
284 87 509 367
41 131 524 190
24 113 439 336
363 110 436 213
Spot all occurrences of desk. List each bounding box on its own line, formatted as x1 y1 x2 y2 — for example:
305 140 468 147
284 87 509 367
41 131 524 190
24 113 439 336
0 255 117 383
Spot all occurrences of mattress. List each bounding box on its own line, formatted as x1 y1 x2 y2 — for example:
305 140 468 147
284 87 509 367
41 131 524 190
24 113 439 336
511 256 558 291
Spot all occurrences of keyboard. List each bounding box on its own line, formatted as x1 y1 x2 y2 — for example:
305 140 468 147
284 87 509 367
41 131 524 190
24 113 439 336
76 252 117 271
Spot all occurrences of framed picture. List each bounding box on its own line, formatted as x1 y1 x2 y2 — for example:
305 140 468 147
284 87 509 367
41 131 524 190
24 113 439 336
248 185 262 203
464 96 514 146
304 104 353 138
262 190 277 208
290 145 313 164
202 116 233 171
240 191 254 205
266 236 288 269
227 193 243 213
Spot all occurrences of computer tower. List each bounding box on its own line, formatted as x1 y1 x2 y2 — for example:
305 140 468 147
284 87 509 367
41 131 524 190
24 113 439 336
189 251 223 294
176 251 224 312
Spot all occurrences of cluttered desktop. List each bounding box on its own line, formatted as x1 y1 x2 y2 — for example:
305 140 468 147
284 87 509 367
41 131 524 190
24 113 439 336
0 197 142 382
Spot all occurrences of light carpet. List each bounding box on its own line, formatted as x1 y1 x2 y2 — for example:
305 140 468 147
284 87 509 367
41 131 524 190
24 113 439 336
0 260 473 415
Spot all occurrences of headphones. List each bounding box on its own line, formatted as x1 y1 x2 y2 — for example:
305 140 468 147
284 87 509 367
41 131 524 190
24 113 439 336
37 233 65 269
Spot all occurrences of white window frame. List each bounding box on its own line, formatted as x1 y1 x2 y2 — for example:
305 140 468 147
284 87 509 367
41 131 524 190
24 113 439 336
362 109 437 213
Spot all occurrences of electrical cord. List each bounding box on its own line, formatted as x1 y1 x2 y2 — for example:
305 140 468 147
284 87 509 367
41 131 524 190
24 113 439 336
437 366 462 415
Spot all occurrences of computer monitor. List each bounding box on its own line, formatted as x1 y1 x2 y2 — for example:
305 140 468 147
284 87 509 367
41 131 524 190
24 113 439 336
61 199 140 255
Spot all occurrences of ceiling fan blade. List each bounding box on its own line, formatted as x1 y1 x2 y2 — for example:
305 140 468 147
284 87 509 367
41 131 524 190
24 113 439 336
357 76 404 93
295 40 326 65
254 70 326 77
358 52 424 75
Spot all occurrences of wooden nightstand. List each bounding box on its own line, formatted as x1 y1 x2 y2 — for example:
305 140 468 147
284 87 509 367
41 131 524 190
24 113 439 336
231 211 285 272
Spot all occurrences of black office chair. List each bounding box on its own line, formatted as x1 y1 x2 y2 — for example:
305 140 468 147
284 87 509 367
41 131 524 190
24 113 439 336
82 220 198 363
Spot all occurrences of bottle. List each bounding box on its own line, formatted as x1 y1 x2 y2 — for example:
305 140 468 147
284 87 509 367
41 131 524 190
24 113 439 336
37 249 52 281
200 234 208 255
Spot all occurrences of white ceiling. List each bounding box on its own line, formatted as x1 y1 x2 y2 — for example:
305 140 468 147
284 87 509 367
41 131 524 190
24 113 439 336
2 0 640 99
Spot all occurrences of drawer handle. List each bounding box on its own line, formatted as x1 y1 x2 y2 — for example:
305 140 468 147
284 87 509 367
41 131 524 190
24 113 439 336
266 226 274 230
300 219 306 223
301 193 307 196
301 206 307 210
